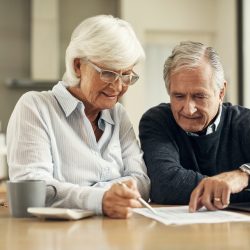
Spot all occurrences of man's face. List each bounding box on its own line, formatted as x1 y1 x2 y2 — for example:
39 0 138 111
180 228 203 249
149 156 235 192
169 61 226 133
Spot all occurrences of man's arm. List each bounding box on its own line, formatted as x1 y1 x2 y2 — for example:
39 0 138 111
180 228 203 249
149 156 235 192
139 107 205 204
189 169 250 212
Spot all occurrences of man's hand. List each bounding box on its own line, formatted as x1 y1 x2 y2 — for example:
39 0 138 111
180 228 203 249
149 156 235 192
189 170 249 212
102 179 142 218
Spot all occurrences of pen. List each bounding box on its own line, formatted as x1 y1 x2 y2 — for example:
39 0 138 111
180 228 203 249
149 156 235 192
137 197 158 214
118 181 157 215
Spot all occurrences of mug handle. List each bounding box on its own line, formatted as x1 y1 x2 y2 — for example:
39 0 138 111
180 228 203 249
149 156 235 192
46 184 57 206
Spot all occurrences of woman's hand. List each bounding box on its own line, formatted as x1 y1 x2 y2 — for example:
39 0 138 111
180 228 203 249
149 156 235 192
102 179 142 218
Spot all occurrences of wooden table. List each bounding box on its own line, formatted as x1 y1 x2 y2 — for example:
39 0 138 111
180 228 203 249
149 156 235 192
1 192 250 250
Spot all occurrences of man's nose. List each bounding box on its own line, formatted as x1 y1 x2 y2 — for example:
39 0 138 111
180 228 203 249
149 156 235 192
183 99 197 115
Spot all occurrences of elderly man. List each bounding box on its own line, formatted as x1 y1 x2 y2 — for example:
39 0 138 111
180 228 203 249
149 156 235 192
139 41 250 212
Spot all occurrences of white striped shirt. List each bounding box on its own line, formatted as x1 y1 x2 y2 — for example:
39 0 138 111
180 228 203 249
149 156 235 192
7 81 150 214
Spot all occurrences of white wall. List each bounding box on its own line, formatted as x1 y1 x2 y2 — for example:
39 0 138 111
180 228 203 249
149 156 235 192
120 0 237 135
214 0 237 104
243 0 250 108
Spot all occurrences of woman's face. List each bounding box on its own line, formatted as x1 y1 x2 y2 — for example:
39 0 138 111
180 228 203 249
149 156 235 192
72 59 131 112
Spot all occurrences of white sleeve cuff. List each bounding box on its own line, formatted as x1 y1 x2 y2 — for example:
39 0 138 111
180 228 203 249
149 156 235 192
85 188 106 215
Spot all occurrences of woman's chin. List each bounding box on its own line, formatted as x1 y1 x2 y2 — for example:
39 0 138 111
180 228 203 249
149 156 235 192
99 100 118 110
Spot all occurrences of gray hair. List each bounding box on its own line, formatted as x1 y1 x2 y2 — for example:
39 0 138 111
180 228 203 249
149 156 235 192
63 15 145 86
163 41 225 93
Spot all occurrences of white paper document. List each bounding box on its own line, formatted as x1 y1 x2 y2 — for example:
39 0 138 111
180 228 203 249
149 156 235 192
133 206 250 225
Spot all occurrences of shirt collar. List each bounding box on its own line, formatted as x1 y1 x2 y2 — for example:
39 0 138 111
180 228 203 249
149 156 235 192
52 81 81 117
99 110 115 126
52 81 115 126
207 104 222 134
186 104 222 136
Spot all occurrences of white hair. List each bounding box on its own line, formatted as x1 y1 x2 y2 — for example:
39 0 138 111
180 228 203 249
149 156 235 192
163 41 225 93
63 15 145 86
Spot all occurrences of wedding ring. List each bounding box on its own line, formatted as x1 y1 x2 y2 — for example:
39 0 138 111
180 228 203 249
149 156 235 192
214 197 221 202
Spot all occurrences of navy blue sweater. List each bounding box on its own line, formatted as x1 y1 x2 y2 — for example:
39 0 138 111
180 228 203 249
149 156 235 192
139 103 250 204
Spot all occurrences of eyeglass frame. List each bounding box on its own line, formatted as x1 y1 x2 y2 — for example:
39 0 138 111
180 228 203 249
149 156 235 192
83 59 139 86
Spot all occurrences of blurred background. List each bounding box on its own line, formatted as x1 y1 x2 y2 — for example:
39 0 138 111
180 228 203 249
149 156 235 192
0 0 249 136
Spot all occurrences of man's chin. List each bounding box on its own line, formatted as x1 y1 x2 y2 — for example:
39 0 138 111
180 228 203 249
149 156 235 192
180 125 203 133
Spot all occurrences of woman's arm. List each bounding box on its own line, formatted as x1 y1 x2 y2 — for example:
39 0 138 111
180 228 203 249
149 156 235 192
7 92 106 214
118 105 150 201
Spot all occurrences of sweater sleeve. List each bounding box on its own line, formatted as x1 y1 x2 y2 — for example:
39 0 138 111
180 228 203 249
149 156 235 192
139 105 205 205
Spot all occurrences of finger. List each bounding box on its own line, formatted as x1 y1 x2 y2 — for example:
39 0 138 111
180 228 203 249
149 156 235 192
195 196 204 211
114 197 142 208
213 183 230 209
122 179 137 189
104 182 141 218
213 185 224 209
106 205 134 219
221 185 231 208
115 182 140 199
108 184 142 208
189 181 205 212
121 179 140 195
200 183 217 211
103 190 136 218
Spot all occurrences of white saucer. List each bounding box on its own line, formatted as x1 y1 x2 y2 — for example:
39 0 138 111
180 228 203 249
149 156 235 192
27 207 95 220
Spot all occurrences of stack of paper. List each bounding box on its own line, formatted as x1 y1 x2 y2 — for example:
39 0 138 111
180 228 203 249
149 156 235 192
133 206 250 225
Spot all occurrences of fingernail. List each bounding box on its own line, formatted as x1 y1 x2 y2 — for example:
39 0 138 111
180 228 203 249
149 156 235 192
189 207 194 213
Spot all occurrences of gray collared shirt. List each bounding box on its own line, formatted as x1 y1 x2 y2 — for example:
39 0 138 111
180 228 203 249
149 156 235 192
7 81 150 214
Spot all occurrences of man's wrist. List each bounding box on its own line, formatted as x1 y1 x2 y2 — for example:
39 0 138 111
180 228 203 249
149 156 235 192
239 164 250 176
239 164 250 186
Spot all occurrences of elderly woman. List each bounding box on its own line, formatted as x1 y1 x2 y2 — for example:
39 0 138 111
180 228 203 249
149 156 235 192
7 15 150 218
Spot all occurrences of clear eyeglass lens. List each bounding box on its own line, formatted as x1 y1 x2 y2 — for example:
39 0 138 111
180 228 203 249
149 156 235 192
100 70 138 86
101 71 117 82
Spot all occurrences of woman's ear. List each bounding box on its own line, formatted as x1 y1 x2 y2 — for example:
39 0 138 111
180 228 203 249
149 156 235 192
73 58 81 78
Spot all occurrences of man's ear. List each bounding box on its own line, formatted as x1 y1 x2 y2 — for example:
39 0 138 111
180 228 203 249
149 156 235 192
73 58 81 77
219 81 227 102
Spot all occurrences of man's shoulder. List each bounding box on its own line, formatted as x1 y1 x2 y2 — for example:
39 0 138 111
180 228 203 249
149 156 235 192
222 103 250 131
142 103 171 119
139 103 174 132
223 103 250 119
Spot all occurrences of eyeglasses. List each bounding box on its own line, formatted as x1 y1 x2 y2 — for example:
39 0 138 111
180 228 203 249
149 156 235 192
86 60 139 86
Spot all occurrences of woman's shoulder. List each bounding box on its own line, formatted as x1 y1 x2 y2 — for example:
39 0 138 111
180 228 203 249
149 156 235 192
17 90 54 106
13 90 56 116
110 102 127 115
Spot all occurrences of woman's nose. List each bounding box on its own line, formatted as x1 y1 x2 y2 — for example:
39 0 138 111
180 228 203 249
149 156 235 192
112 77 123 91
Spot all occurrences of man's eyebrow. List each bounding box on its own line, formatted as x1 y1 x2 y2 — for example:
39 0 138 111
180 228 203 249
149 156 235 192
193 91 210 96
171 91 185 95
